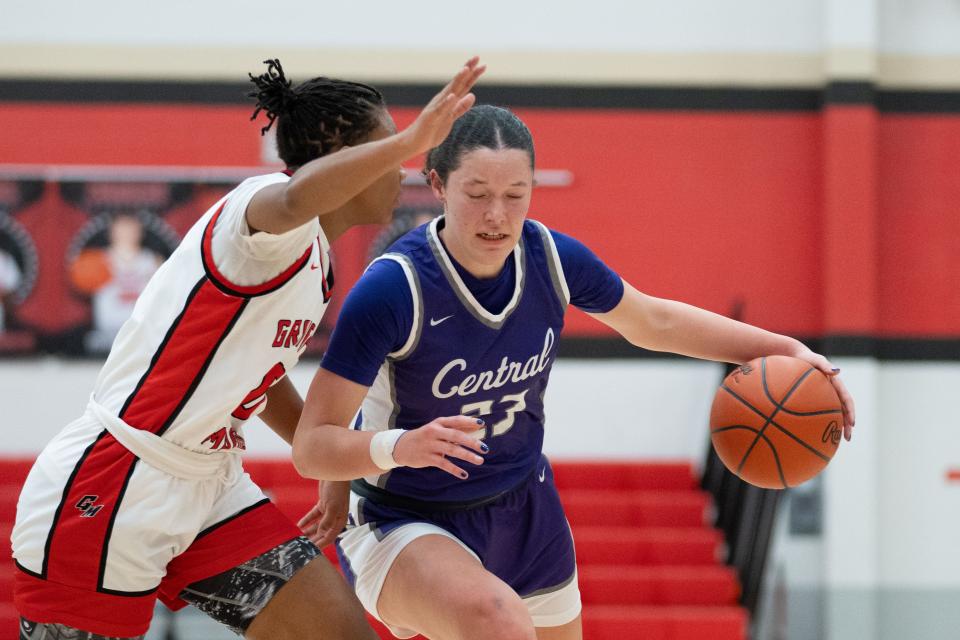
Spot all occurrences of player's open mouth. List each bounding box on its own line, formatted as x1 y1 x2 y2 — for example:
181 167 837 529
478 232 507 241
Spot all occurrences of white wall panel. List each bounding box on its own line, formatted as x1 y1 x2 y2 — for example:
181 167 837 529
6 2 960 84
877 363 960 586
0 358 721 459
824 358 881 588
0 0 822 52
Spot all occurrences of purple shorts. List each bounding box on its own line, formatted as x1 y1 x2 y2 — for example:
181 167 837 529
336 455 580 636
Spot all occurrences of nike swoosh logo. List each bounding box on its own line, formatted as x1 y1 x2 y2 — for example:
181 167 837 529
310 263 321 271
538 467 546 482
430 314 454 327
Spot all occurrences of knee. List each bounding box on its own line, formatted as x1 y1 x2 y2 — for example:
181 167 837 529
459 594 535 640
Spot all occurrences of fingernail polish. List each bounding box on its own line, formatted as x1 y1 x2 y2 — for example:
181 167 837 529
480 443 489 453
460 471 469 479
476 418 485 425
831 368 841 373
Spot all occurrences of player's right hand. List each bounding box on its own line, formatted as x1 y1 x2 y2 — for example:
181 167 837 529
297 480 350 549
392 416 489 479
401 57 486 155
791 346 856 440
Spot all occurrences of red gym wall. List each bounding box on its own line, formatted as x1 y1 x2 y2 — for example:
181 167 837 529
1 101 956 341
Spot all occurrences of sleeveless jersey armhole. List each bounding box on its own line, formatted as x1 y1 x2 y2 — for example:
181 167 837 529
529 220 571 310
372 253 424 361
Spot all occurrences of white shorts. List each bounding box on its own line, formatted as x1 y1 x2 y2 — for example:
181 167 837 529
11 412 302 636
336 488 582 639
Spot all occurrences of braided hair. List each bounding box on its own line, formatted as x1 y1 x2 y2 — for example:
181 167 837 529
248 59 386 169
424 105 535 185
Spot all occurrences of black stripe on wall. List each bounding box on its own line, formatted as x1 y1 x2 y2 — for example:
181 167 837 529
3 78 960 113
557 336 960 361
879 90 960 113
824 81 875 105
0 79 819 110
389 85 824 111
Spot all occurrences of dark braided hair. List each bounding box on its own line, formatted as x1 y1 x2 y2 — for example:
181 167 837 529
248 59 386 169
423 105 534 185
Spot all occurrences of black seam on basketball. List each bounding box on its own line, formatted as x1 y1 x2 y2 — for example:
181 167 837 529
764 362 842 416
761 359 816 412
738 360 815 469
763 432 789 489
776 407 843 417
767 421 831 462
765 365 836 462
725 384 834 466
711 424 761 435
715 423 787 488
721 384 832 463
736 421 771 473
721 385 833 464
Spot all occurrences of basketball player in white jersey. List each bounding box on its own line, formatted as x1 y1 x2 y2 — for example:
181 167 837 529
11 57 487 639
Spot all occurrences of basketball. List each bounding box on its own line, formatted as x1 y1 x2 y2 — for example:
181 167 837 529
69 249 112 293
709 355 843 489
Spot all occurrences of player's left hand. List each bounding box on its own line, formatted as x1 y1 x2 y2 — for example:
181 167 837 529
791 347 856 441
297 479 350 548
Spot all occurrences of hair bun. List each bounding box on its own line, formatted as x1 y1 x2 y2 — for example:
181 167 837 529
248 58 300 134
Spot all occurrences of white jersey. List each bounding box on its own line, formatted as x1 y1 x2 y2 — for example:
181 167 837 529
90 172 332 454
12 173 336 634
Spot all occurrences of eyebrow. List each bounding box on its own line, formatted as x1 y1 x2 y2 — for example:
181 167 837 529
465 179 529 187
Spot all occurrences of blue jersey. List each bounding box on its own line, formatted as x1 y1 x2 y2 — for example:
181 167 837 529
323 217 623 503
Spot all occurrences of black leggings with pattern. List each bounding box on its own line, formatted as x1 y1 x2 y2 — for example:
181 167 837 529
20 536 321 639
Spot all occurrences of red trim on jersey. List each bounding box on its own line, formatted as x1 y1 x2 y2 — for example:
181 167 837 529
321 236 334 302
158 500 302 611
14 566 157 637
44 434 136 589
19 488 299 634
201 201 313 296
120 280 245 433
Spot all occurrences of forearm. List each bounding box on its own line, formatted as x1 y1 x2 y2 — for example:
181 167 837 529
635 297 806 364
292 367 488 481
288 135 413 215
600 283 808 365
292 424 383 480
246 133 416 234
258 377 304 446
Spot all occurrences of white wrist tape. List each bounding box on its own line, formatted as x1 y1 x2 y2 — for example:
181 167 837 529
369 429 406 471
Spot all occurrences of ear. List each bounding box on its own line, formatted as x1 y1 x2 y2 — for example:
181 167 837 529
427 169 445 202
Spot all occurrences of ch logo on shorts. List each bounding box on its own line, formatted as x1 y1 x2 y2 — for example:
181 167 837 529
75 495 104 518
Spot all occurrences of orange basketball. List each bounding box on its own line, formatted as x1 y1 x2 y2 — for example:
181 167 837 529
709 355 842 489
69 249 112 293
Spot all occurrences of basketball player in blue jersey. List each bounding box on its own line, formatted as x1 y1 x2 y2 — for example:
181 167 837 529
11 58 489 640
292 105 856 640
